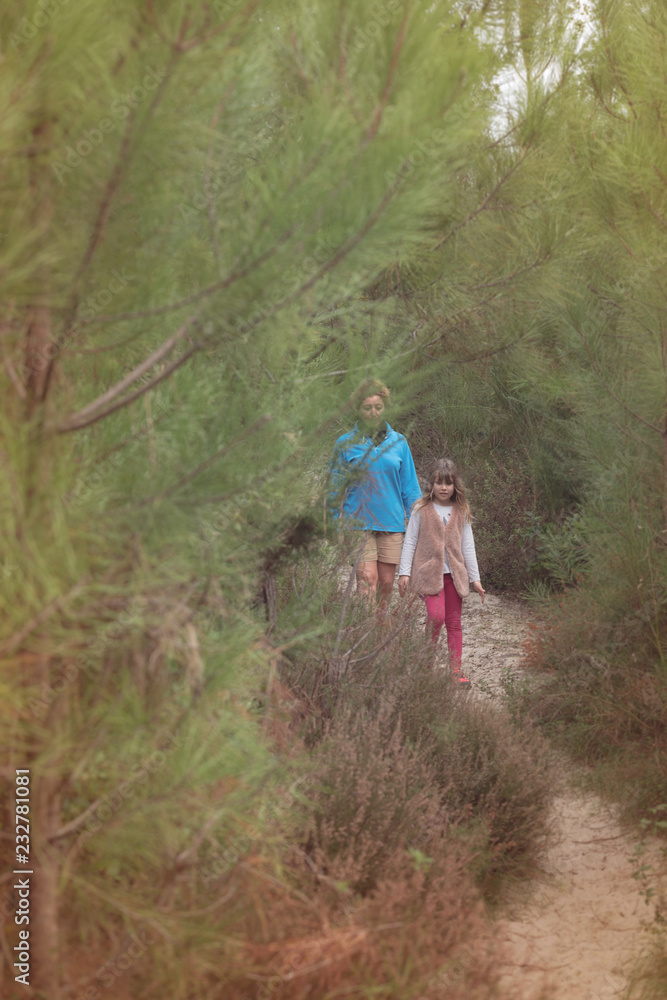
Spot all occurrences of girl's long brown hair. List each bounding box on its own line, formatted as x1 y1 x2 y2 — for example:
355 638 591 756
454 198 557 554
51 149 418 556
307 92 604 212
413 458 472 520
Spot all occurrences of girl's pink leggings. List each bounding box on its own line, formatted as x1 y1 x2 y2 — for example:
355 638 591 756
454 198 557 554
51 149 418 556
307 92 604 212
422 574 463 668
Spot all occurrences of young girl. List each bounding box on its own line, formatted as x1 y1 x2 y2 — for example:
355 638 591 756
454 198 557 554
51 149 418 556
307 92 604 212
398 459 485 686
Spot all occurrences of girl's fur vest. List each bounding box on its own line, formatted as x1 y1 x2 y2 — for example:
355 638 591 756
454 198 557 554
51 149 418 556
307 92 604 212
409 502 470 598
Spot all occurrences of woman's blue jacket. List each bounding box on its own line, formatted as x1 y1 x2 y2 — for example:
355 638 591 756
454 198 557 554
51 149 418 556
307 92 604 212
328 422 421 532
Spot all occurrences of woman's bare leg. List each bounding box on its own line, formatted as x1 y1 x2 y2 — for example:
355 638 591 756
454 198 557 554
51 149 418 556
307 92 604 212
356 561 379 601
377 561 397 610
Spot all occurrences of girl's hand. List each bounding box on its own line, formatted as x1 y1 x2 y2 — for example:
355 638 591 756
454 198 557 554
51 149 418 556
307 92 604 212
472 580 485 603
398 575 410 597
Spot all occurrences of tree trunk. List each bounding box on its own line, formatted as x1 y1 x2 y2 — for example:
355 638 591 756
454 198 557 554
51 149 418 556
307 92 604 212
24 118 53 419
663 407 667 540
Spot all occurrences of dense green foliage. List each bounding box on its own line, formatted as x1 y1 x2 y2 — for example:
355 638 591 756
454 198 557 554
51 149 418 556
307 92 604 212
2 0 667 996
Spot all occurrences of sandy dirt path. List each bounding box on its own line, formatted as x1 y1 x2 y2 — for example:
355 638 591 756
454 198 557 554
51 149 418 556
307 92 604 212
456 593 664 1000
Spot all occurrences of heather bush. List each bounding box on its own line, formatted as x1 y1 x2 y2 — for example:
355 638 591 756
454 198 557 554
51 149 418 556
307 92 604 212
425 699 552 887
273 548 435 733
219 846 506 1000
306 683 551 899
305 705 449 894
515 565 667 823
275 563 553 897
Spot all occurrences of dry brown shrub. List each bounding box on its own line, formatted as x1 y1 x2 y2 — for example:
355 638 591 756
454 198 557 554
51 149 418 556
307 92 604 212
304 699 448 895
206 684 509 1000
423 699 552 882
210 558 554 1000
220 845 505 1000
358 855 504 1000
274 592 553 895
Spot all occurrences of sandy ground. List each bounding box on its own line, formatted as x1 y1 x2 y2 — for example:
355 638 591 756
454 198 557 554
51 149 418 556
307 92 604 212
495 790 662 1000
453 592 665 1000
459 591 532 695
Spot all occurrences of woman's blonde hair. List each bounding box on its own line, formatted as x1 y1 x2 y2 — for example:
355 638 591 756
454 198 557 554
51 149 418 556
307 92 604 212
414 458 472 520
349 378 391 410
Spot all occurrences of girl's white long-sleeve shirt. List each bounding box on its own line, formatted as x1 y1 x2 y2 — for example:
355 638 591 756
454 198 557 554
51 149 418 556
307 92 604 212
398 503 481 582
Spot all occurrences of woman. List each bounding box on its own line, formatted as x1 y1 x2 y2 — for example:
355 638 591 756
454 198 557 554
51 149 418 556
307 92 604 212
329 379 421 604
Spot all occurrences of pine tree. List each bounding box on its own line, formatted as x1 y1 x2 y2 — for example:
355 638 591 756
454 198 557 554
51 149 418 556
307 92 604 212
0 1 494 994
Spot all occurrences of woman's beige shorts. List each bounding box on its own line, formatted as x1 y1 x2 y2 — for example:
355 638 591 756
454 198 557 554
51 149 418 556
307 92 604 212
353 530 405 566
